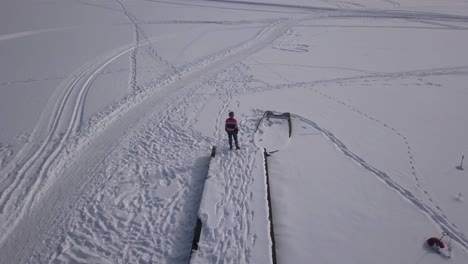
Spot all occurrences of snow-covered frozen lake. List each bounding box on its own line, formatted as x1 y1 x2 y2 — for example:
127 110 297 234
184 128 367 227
1 0 468 263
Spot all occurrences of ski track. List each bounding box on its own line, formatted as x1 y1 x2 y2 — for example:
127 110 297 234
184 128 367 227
3 2 467 261
146 0 308 14
0 27 75 42
80 17 297 142
0 66 160 88
0 35 177 245
1 43 133 220
45 52 264 264
46 117 211 263
195 0 468 25
43 58 223 262
154 0 468 28
406 18 468 30
293 114 468 252
0 75 72 87
150 63 262 263
139 18 282 25
0 144 14 169
46 59 266 264
0 15 299 263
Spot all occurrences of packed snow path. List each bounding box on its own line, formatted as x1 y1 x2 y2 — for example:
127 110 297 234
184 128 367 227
0 8 299 263
191 112 278 263
191 148 271 264
1 0 468 263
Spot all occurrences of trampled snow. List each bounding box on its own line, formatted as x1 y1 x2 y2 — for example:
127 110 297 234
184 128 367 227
1 0 468 263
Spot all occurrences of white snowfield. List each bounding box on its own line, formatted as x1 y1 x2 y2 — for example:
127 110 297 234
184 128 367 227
1 0 468 263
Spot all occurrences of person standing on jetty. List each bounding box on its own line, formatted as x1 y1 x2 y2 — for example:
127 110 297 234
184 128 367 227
225 111 240 150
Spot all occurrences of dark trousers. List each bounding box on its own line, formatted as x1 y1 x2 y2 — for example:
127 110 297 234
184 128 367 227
227 131 239 149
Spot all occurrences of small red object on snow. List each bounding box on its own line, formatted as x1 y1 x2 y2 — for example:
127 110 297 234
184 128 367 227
427 237 445 249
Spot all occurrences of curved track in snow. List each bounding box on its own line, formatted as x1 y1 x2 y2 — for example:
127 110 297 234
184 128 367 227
293 114 468 252
0 27 74 42
2 1 468 262
0 16 299 263
0 35 177 245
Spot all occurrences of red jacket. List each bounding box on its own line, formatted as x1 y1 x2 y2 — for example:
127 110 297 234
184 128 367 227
427 237 445 248
225 118 238 133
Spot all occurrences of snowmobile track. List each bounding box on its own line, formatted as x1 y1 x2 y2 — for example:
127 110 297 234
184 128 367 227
0 17 299 264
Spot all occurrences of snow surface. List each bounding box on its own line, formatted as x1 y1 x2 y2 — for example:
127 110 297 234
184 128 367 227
1 0 468 263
